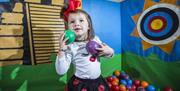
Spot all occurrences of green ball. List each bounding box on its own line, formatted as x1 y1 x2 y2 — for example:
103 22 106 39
65 29 76 44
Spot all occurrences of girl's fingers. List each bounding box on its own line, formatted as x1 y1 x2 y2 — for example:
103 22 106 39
99 43 104 47
59 33 66 48
60 33 66 41
63 37 69 43
62 38 69 46
98 52 103 55
96 47 103 51
98 52 104 56
99 43 106 47
96 47 101 50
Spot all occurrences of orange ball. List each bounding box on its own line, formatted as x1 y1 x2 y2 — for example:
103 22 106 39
141 81 149 88
114 70 121 76
112 80 119 86
113 78 119 83
119 84 126 91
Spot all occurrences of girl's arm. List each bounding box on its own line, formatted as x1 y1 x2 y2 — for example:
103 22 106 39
55 33 72 75
55 50 72 75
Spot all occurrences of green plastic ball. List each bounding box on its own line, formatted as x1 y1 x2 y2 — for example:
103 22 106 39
65 29 76 44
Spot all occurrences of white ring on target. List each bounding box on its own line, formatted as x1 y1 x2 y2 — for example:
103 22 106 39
137 3 180 45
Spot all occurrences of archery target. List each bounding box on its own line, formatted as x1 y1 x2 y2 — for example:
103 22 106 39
137 3 180 45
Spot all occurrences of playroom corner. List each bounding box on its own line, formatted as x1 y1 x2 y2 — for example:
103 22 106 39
0 0 180 91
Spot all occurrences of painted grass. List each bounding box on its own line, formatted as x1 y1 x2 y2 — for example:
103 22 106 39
0 54 121 91
0 62 65 91
122 52 180 91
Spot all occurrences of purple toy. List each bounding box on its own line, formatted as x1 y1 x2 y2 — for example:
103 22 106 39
86 41 101 55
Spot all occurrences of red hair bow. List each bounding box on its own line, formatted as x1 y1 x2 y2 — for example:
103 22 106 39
63 0 81 21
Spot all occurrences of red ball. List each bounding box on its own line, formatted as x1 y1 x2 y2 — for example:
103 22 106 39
98 84 105 91
112 85 119 91
108 82 112 88
163 86 173 91
129 89 136 91
107 76 113 82
134 80 141 86
131 85 136 90
137 86 146 91
81 88 87 91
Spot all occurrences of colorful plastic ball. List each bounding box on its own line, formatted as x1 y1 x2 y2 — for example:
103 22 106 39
86 40 101 55
127 79 133 85
129 89 136 91
112 75 117 78
131 84 137 90
126 84 132 90
141 81 149 88
163 86 173 91
112 85 119 91
113 78 119 83
119 84 126 91
137 86 146 91
120 73 126 79
134 80 141 86
107 76 113 82
124 74 130 80
65 29 76 44
120 80 127 85
114 70 121 76
107 82 112 89
146 85 156 91
112 80 119 86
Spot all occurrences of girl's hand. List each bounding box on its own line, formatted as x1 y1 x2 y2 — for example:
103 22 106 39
96 43 114 57
57 33 69 57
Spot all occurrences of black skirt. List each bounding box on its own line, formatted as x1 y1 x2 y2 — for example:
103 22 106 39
65 75 110 91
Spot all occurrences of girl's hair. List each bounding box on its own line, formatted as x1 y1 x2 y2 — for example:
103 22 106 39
61 9 95 41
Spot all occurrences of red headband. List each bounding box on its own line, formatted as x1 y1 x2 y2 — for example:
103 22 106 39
63 0 81 21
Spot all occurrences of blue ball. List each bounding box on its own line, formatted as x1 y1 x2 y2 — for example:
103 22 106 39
146 85 155 91
112 75 117 78
127 79 133 85
120 79 127 85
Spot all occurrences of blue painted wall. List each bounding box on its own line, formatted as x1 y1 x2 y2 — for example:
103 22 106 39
82 0 121 54
0 0 9 2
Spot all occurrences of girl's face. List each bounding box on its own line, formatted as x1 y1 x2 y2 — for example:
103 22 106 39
68 12 89 39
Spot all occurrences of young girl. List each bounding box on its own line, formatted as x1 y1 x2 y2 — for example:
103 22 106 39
55 9 114 91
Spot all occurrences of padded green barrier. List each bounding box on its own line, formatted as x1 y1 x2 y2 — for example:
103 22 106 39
0 54 121 91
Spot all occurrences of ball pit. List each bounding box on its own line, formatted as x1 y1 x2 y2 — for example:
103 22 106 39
106 70 173 91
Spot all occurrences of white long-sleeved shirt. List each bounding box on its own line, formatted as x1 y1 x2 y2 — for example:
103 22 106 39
55 36 113 79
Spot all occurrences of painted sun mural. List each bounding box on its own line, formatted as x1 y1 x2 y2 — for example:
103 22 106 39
131 0 180 54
